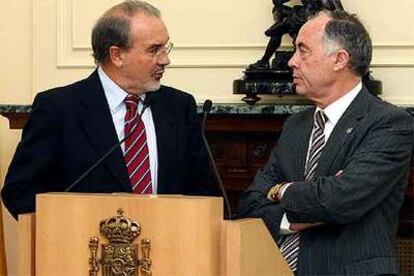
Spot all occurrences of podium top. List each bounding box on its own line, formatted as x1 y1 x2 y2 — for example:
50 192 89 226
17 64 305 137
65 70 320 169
37 192 223 201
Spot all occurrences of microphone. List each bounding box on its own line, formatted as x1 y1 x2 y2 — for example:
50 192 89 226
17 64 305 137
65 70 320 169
200 99 232 220
202 100 213 118
64 96 153 192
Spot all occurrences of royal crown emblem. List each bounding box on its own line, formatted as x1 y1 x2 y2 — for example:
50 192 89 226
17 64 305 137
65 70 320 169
89 208 152 276
100 208 141 244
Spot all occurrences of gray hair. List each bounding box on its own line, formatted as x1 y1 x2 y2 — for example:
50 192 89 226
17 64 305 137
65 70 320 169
318 10 372 77
91 0 161 64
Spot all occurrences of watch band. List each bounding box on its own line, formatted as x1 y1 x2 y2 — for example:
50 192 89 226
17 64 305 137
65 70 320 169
267 182 286 202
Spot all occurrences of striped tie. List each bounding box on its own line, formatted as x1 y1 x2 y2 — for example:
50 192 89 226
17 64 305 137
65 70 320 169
279 110 327 272
124 95 152 194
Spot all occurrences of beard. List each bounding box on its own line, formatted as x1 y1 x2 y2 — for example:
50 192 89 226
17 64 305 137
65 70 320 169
142 80 161 92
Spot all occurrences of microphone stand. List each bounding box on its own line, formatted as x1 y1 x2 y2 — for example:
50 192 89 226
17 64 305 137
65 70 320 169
201 100 232 220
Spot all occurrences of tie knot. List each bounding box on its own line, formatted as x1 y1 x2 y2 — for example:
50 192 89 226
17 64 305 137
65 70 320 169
314 110 327 128
125 95 141 112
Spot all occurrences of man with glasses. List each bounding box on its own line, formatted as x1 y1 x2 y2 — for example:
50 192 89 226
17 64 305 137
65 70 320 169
2 0 218 219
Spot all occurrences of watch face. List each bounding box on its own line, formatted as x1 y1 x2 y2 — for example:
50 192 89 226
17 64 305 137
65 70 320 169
267 184 281 201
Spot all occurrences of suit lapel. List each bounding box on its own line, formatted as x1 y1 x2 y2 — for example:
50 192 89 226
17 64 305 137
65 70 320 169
147 89 177 185
316 87 371 176
77 70 131 191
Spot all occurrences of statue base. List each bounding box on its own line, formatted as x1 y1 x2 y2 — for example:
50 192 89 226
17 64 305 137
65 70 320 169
233 69 295 105
234 69 383 105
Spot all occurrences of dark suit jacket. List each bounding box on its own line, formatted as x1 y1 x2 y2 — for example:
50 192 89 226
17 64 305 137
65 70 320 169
238 87 414 275
1 70 218 219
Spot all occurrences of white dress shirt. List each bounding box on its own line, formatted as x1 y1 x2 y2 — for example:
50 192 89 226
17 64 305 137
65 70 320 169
98 67 158 193
279 81 362 234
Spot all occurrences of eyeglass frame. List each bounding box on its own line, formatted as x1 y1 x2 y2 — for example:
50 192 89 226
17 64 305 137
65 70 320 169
129 41 174 58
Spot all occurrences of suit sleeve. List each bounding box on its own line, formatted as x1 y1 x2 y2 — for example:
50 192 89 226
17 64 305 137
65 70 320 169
237 117 293 239
280 110 414 224
1 92 59 219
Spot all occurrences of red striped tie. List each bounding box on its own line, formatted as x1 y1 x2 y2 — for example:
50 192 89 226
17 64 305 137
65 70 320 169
124 95 152 194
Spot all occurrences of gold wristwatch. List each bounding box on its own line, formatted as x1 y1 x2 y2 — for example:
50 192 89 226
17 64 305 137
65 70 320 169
267 182 286 202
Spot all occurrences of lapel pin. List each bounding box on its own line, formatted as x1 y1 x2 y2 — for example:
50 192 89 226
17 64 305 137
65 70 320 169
346 127 353 134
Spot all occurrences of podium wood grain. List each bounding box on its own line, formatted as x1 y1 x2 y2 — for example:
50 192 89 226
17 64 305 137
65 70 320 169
18 193 291 275
0 207 7 275
18 214 35 276
221 218 292 276
36 193 222 275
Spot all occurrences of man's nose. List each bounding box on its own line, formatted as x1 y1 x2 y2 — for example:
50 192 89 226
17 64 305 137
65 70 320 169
288 52 297 68
158 52 170 66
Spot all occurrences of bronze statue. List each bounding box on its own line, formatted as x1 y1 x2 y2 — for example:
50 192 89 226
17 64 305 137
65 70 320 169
234 0 381 104
248 0 343 71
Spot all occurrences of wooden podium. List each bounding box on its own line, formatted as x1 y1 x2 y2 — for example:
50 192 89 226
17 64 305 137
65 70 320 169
18 193 291 275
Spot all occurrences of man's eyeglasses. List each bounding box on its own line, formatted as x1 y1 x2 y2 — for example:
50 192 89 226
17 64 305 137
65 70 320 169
133 42 174 58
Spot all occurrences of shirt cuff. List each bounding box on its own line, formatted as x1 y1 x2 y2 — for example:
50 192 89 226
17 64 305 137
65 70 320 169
279 213 296 235
279 182 292 198
278 182 294 235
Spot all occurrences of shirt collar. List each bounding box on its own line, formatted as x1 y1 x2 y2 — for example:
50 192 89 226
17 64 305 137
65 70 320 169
98 67 146 113
319 81 362 125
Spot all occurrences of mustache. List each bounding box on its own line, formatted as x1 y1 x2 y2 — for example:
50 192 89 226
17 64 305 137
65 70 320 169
154 67 165 74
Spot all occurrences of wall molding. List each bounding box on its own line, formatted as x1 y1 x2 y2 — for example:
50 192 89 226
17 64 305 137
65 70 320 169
381 97 414 105
56 0 414 69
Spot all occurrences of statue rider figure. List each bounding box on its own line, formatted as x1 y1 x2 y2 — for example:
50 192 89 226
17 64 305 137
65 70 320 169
248 0 343 71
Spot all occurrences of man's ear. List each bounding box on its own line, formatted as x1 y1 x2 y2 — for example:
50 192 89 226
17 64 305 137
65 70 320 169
333 49 349 72
108 46 124 68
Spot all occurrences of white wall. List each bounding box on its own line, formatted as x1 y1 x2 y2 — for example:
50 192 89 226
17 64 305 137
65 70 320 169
1 0 414 273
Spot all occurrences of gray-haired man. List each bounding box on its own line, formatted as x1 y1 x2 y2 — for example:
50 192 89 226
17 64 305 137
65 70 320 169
239 10 413 275
2 0 218 219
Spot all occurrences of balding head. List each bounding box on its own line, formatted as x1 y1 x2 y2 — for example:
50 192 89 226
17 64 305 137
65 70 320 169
311 10 372 77
91 0 161 64
288 10 370 107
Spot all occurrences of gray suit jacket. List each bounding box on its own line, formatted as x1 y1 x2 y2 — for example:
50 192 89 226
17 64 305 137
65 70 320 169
239 87 414 275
